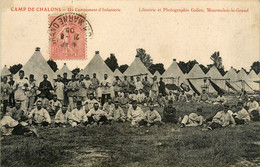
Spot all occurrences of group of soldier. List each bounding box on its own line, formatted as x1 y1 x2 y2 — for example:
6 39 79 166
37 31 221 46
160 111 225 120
1 70 260 136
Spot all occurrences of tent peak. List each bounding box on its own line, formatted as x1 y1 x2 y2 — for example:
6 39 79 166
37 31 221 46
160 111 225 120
95 51 99 55
35 47 40 51
173 59 176 62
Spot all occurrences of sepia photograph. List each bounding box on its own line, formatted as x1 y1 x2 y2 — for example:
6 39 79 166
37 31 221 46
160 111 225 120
1 0 260 166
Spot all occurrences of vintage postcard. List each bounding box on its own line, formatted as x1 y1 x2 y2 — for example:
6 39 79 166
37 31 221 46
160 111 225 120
1 0 259 166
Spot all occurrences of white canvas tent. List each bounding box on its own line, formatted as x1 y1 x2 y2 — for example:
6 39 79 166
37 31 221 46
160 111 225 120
123 56 152 80
153 71 161 79
79 51 114 81
14 47 55 85
114 68 122 77
206 66 227 93
186 64 206 94
224 67 241 92
162 59 185 86
237 68 253 92
55 63 73 79
1 65 11 76
247 70 259 91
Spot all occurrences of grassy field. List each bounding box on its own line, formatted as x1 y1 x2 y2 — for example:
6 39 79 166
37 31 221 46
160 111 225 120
1 102 260 167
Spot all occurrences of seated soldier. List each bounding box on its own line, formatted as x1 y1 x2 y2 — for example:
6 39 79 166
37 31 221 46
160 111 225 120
232 102 250 124
3 101 38 136
119 93 130 109
200 89 211 103
84 93 99 111
213 93 227 105
6 101 28 124
157 93 167 107
178 91 188 102
137 89 146 104
180 107 204 128
207 104 235 130
162 100 178 123
144 103 163 126
129 90 138 101
127 100 145 127
118 89 124 98
191 93 199 102
246 96 259 115
86 103 108 125
246 96 260 121
165 91 177 102
36 93 51 112
49 94 62 116
29 100 51 126
68 95 78 112
103 98 115 114
54 105 71 126
0 112 38 136
108 100 126 122
70 101 88 127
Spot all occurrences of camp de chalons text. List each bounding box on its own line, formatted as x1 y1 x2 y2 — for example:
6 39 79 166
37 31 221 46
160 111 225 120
10 7 120 12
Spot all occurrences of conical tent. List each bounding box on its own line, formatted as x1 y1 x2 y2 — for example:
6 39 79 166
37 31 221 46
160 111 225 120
1 65 11 76
153 71 161 78
237 69 249 81
224 67 241 92
236 69 253 92
225 67 238 81
79 51 114 81
186 64 206 94
114 69 122 77
162 59 185 85
123 56 152 80
247 70 259 90
14 47 55 85
55 63 73 79
206 66 226 93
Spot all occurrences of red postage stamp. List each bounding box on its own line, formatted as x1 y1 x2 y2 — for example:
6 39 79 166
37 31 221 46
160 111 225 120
49 13 93 60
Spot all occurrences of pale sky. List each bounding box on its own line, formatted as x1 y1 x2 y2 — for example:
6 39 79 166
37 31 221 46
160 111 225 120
1 0 259 72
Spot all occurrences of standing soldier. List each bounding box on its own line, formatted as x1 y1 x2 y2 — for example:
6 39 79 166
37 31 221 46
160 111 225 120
54 75 65 104
13 70 30 112
150 76 159 102
129 76 136 94
67 75 80 104
38 74 53 100
61 73 70 105
27 74 38 112
8 75 15 107
100 74 111 106
91 73 100 98
78 74 88 101
1 76 12 114
142 76 151 97
158 77 166 96
121 76 129 93
112 76 122 97
135 76 143 91
84 74 93 97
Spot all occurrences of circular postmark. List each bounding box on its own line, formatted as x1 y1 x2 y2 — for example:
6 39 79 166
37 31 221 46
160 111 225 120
49 13 93 60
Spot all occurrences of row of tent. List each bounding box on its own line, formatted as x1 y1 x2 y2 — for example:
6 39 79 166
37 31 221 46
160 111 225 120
1 47 260 95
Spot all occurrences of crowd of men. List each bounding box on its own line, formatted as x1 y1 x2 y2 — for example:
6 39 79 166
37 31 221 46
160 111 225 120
1 70 260 136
